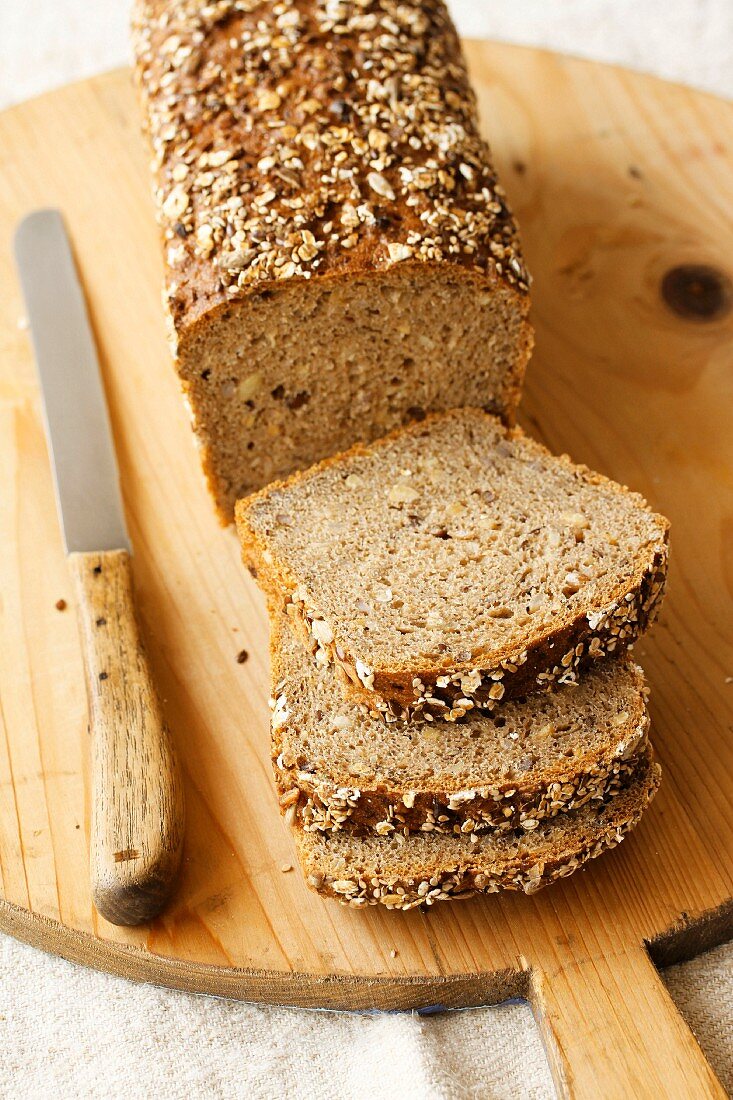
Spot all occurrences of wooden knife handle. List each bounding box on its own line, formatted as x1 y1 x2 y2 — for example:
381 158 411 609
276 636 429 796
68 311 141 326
69 549 185 926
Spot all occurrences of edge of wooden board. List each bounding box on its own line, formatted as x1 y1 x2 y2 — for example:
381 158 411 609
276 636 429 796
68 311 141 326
1 894 730 1011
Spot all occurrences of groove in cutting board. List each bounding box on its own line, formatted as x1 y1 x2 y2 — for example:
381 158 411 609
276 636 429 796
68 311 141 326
0 43 731 1099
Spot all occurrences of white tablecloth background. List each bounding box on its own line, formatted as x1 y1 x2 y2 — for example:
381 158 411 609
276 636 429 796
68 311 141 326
1 3 731 1097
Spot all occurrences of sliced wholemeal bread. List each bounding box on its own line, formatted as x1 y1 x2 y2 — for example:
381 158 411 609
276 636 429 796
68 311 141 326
294 746 660 909
272 618 649 837
237 410 669 720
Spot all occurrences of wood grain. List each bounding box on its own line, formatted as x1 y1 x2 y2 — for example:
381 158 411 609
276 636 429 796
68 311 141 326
0 44 731 1098
69 550 184 925
533 945 726 1098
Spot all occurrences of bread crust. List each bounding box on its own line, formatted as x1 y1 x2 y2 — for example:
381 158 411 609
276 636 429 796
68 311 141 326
131 0 530 333
295 748 660 909
280 739 647 839
237 410 670 722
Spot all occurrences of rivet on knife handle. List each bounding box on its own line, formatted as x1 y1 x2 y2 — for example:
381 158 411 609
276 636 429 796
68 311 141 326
69 549 184 926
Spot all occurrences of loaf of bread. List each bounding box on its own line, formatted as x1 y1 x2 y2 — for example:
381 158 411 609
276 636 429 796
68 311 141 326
237 409 669 721
272 617 649 837
132 0 533 521
295 747 660 909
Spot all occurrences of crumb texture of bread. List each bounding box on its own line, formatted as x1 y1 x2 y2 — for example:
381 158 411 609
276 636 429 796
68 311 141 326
273 618 649 836
238 410 670 718
295 748 660 908
132 0 532 519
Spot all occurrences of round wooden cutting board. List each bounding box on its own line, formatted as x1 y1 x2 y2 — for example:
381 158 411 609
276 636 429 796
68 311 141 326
0 43 731 1098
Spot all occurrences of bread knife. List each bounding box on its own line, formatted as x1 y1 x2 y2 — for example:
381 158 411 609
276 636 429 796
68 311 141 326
14 209 185 926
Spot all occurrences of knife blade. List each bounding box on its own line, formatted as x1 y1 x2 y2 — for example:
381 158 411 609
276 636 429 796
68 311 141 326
15 209 184 926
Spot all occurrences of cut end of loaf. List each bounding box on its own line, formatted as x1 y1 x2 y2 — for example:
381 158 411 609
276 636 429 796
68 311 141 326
179 268 531 521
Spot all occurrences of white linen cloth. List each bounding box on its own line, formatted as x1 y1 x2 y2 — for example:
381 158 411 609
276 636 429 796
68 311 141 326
0 2 731 1096
1 934 731 1098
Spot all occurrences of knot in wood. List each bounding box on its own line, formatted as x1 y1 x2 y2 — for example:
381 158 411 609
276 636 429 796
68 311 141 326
661 264 732 321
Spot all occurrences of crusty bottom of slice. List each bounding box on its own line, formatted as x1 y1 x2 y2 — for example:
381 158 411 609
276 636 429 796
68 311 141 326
293 747 660 910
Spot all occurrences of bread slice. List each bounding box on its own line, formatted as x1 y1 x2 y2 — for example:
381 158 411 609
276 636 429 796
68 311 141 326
237 410 669 720
272 618 649 837
294 746 660 909
132 0 532 523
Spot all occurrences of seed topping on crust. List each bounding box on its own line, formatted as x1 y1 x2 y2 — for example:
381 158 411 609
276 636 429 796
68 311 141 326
132 0 530 330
